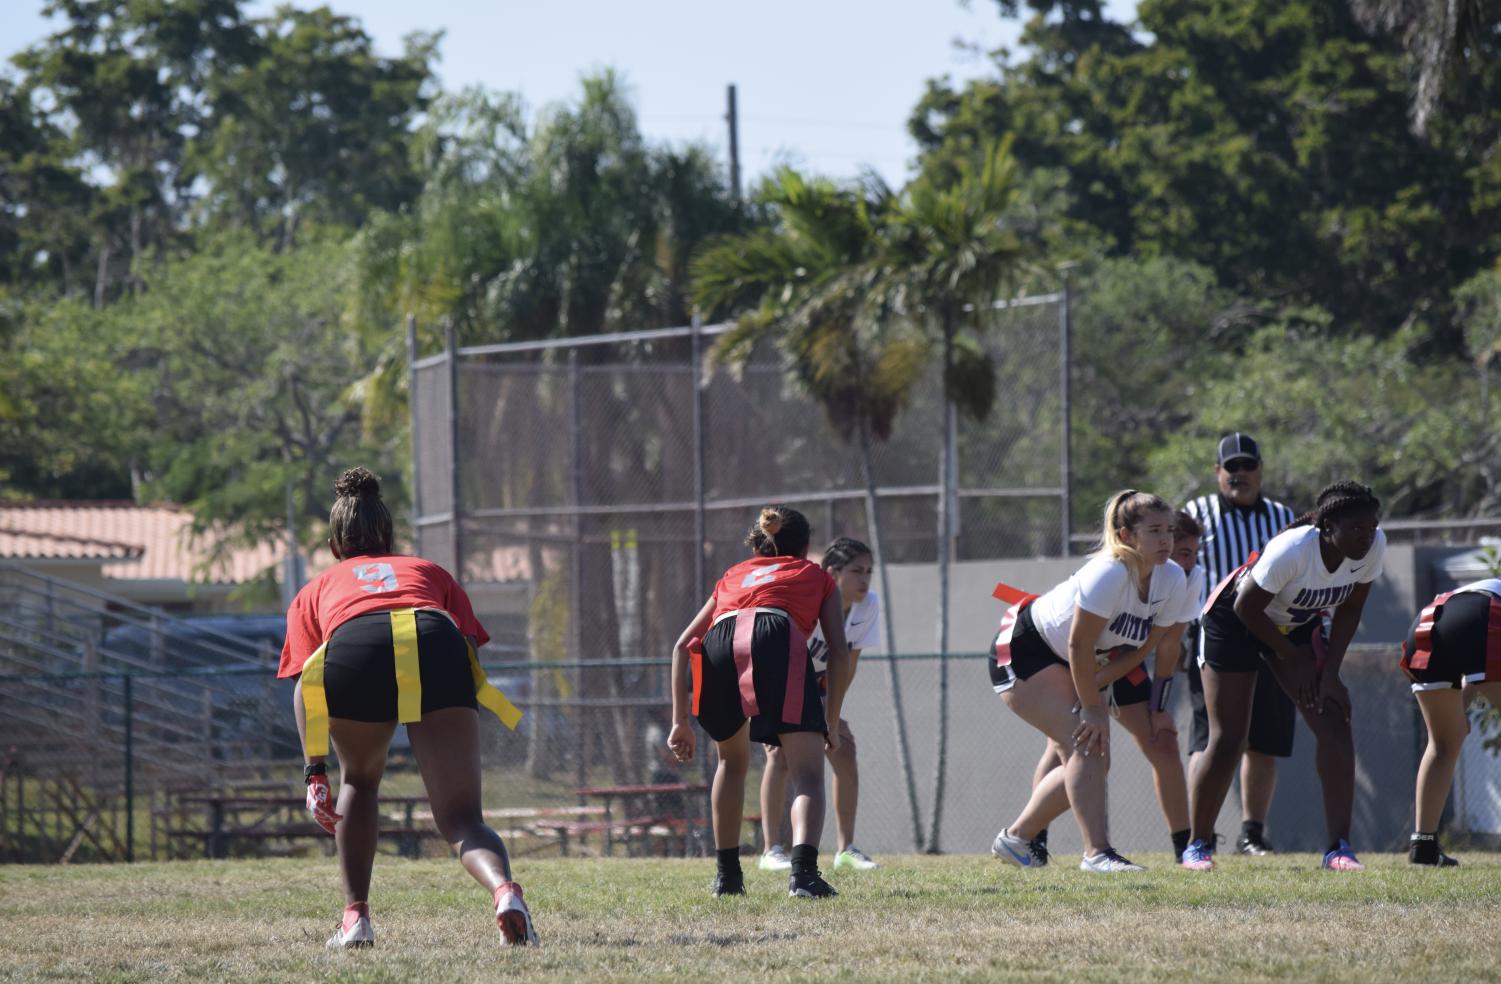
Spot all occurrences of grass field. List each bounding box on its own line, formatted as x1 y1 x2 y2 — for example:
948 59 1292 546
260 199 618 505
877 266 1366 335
3 853 1500 982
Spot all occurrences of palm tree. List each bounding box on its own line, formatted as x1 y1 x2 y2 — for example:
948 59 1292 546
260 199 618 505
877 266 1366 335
873 136 1038 852
692 167 930 850
1350 0 1500 134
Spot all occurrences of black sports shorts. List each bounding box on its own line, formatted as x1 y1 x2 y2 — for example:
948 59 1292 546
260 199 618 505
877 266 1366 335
323 610 477 721
696 610 824 747
1403 591 1494 691
988 603 1066 693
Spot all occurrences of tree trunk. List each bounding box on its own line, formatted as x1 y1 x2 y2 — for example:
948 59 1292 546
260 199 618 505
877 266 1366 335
857 416 925 850
926 310 957 853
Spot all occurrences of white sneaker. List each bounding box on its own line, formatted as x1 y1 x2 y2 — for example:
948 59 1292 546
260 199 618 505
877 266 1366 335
1080 848 1145 872
991 827 1039 867
326 906 374 949
494 881 540 946
833 845 880 870
758 844 792 871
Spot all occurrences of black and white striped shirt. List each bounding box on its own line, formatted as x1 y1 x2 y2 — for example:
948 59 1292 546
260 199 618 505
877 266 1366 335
1183 494 1296 607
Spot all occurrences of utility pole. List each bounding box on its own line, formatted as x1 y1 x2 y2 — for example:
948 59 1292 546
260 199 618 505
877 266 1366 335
725 83 741 204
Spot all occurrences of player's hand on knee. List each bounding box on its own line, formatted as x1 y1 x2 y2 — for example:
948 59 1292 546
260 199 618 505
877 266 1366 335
1317 675 1352 723
1073 703 1109 757
667 721 696 762
305 773 342 835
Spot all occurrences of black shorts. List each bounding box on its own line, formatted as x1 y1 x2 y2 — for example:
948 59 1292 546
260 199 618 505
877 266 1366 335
323 610 477 722
696 610 824 747
1111 672 1150 707
1187 651 1296 757
988 603 1066 693
1403 591 1495 691
1200 580 1320 673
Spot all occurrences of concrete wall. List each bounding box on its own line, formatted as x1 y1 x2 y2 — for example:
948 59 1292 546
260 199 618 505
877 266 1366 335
825 546 1481 857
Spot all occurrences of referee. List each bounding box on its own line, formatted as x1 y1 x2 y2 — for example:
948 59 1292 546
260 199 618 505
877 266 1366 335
1183 433 1296 855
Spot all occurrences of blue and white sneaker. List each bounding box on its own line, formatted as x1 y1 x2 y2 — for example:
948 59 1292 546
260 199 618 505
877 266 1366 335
991 827 1039 867
1321 839 1364 871
1181 839 1215 871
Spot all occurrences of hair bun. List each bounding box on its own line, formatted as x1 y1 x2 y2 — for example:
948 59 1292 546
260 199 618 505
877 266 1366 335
334 466 382 499
759 508 783 536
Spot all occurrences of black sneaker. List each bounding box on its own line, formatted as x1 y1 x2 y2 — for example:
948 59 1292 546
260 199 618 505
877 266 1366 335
788 869 838 898
711 871 745 896
1028 836 1051 867
1409 836 1459 867
1236 830 1275 855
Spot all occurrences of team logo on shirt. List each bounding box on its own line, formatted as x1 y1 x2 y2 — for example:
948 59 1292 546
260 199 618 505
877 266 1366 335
1290 584 1354 611
1108 611 1155 644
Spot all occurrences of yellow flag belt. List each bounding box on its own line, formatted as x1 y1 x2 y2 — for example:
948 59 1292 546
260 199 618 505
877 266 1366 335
301 607 523 757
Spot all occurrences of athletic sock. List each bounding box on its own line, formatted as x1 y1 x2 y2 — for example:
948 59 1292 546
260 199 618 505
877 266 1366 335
345 901 369 918
1409 831 1439 863
716 847 742 878
790 843 818 877
1241 820 1264 842
1171 828 1191 858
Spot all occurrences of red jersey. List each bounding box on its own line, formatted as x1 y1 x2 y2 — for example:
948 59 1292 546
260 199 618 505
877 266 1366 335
710 556 836 635
278 554 489 678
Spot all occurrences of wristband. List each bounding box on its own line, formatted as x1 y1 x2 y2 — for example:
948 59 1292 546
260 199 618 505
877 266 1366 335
304 762 327 783
1150 675 1173 713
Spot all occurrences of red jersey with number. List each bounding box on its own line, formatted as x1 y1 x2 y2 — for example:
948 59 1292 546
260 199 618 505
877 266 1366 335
710 556 836 635
277 554 489 678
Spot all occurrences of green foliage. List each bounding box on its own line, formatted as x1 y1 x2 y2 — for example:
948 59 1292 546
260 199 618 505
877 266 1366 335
915 0 1501 348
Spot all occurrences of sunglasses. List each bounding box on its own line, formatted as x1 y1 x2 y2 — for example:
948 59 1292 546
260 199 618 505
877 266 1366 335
1221 459 1259 474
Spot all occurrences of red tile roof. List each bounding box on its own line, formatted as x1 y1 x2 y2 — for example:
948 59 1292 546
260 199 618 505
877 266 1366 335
0 502 281 584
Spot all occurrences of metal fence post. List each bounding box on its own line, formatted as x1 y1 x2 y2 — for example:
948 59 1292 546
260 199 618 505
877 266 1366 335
406 315 422 553
569 350 587 789
123 674 134 863
446 319 464 578
690 316 713 841
1059 272 1073 557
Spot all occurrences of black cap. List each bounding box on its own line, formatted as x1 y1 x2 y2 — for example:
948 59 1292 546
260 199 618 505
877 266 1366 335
1217 432 1260 465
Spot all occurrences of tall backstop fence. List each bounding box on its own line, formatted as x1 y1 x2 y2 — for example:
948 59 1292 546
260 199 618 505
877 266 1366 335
406 294 1072 850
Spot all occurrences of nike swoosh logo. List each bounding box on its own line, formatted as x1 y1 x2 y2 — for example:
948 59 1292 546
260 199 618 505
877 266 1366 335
1350 565 1365 573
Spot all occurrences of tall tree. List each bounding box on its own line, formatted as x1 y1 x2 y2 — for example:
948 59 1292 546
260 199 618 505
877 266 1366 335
913 0 1501 349
874 137 1041 852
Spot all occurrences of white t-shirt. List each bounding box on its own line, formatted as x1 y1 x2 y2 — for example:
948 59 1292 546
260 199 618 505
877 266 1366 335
1029 555 1191 660
1176 565 1206 624
1249 525 1386 627
808 590 881 679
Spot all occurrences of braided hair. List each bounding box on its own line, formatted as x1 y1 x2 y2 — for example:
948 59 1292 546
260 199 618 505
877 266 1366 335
1292 481 1381 532
744 505 812 558
820 536 872 572
329 466 394 558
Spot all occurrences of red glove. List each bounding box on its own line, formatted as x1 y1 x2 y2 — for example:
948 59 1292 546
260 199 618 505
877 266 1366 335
306 774 342 834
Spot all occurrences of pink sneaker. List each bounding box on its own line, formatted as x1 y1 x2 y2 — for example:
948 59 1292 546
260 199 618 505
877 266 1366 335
1180 839 1215 871
494 881 539 946
1322 840 1364 871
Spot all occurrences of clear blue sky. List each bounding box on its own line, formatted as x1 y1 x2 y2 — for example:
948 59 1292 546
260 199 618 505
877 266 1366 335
2 0 1137 187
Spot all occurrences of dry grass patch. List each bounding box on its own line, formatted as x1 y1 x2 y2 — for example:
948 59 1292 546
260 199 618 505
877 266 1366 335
2 853 1499 981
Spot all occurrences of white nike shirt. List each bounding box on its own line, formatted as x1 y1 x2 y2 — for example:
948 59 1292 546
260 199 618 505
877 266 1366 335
1249 525 1386 627
1028 555 1191 660
808 590 880 679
